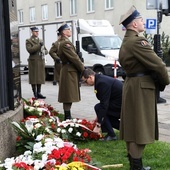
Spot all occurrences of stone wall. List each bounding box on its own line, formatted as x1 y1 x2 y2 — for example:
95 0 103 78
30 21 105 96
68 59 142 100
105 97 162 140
0 105 23 161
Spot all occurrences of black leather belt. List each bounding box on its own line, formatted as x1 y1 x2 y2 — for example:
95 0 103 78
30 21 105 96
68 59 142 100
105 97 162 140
126 71 150 77
62 62 70 65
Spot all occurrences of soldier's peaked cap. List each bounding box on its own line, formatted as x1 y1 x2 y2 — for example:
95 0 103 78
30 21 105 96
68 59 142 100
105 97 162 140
30 26 39 32
119 6 141 27
57 24 70 33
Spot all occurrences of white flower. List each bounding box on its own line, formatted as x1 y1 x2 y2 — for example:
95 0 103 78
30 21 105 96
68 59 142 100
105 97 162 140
33 142 42 152
68 127 73 133
25 120 34 133
49 118 54 122
76 132 81 137
4 157 15 169
34 160 45 170
28 106 35 112
45 138 53 143
45 127 53 134
34 123 42 129
63 123 69 128
24 150 32 156
57 141 64 148
75 124 79 128
24 104 29 109
73 118 78 123
35 134 44 141
77 119 82 123
61 129 66 134
42 153 48 162
70 123 75 127
33 101 40 107
57 128 61 133
54 137 63 143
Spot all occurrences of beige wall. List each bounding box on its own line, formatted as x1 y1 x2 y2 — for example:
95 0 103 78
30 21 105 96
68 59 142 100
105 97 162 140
17 0 170 38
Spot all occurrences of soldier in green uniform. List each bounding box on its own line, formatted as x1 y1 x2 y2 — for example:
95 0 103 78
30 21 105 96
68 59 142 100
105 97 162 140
119 6 170 170
26 26 48 99
49 33 62 86
57 24 84 120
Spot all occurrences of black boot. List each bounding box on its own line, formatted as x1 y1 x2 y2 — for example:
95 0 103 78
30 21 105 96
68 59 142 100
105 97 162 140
131 157 151 170
64 111 71 120
37 84 46 99
31 84 38 99
127 154 133 170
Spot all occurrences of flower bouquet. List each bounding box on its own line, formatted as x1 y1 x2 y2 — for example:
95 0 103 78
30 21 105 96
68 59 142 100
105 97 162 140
57 118 101 141
0 135 100 170
22 98 59 117
11 116 59 154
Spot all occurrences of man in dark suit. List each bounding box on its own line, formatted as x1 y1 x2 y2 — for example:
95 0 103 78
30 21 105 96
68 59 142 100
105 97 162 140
81 68 123 141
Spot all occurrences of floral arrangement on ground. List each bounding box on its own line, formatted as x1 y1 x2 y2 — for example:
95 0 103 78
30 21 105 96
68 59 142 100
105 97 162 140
0 98 101 170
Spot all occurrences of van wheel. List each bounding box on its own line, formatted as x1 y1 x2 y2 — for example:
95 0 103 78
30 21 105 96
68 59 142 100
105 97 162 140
94 67 105 75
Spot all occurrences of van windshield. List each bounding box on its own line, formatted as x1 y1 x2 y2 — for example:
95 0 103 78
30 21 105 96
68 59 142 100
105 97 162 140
93 36 122 50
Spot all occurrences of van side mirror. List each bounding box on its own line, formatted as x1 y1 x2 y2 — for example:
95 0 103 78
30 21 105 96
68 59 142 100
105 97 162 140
87 44 97 54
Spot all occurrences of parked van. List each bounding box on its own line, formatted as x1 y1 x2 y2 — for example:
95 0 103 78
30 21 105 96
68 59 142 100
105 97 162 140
18 19 125 79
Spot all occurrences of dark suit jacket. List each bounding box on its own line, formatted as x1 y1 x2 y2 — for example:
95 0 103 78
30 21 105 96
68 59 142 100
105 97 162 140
94 74 123 122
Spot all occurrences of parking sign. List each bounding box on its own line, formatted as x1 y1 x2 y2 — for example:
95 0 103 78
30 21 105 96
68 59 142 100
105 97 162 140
146 19 157 34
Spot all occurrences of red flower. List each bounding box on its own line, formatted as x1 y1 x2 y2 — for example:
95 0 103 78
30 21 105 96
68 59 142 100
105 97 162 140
83 132 89 138
13 162 30 169
16 136 21 141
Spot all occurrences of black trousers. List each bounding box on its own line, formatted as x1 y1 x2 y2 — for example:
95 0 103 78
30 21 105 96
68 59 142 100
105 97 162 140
94 103 120 136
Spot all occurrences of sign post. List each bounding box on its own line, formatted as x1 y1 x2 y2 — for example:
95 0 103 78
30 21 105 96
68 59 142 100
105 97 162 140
146 0 167 103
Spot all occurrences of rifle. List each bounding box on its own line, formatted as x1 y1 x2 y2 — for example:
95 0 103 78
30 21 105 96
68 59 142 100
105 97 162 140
76 20 84 63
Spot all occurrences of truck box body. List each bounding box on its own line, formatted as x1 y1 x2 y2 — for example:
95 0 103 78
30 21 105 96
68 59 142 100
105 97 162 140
18 19 125 79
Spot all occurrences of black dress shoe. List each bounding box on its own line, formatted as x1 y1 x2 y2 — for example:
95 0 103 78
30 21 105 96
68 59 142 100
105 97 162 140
37 93 46 99
100 135 117 141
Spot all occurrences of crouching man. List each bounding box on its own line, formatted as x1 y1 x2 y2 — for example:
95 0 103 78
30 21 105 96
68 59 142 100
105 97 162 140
81 68 123 141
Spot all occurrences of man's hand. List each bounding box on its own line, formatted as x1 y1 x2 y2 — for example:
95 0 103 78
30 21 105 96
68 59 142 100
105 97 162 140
93 122 101 134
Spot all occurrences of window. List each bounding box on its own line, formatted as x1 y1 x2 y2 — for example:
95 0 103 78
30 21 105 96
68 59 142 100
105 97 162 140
82 37 96 52
18 9 23 24
29 7 35 22
87 0 95 13
55 1 62 18
70 0 77 16
105 0 113 10
42 4 48 20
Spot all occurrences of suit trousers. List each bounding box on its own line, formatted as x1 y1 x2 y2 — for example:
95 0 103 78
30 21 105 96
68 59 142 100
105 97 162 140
94 103 120 137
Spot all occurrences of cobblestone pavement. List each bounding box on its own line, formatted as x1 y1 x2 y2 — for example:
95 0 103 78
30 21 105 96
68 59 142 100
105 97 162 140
21 73 170 143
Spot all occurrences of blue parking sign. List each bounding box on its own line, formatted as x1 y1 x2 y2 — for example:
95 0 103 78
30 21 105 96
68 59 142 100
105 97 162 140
146 19 157 29
146 19 157 34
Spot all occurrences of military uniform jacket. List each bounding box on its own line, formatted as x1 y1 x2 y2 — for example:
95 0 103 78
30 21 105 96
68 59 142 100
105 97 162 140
119 29 170 144
57 36 84 103
26 36 48 84
49 40 62 82
94 74 123 124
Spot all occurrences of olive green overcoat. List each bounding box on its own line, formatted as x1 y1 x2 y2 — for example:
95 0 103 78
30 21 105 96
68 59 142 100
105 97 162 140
57 36 84 103
119 30 170 144
26 36 48 84
49 41 62 82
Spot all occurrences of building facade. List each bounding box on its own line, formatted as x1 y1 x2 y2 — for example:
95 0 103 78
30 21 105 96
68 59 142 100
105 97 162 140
16 0 170 38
